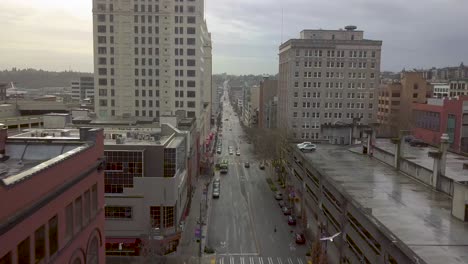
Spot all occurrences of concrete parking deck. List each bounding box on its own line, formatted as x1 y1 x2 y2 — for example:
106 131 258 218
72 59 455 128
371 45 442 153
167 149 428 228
303 144 468 264
375 139 468 182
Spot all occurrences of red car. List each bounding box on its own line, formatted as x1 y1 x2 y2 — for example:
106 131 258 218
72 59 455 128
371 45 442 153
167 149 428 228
295 233 306 244
288 216 296 225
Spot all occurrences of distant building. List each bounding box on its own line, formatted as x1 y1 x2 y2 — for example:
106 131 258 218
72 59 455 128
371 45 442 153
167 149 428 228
71 76 95 102
102 124 190 256
429 63 468 81
278 26 382 141
377 72 432 137
259 77 278 129
242 85 259 127
449 79 468 97
432 82 450 98
0 83 7 102
412 96 468 153
0 127 105 264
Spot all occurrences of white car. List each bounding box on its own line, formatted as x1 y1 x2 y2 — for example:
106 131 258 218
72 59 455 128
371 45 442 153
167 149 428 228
229 149 234 155
236 150 240 156
297 142 312 148
299 143 317 152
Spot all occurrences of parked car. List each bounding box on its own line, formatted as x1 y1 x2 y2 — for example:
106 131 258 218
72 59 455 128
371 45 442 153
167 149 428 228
274 191 283 200
212 190 220 199
404 135 415 143
217 148 222 154
244 162 250 168
282 206 291 215
288 215 297 225
299 143 317 152
297 142 312 148
295 233 306 244
409 139 428 147
259 163 265 170
236 150 241 156
229 149 234 155
278 200 286 208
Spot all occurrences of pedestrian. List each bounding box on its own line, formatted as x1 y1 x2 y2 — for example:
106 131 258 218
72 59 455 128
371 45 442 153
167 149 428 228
274 225 277 233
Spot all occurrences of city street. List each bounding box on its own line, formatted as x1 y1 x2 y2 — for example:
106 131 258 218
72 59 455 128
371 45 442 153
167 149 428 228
206 88 308 263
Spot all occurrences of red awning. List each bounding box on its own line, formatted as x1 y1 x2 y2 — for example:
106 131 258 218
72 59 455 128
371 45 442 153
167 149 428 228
106 238 139 244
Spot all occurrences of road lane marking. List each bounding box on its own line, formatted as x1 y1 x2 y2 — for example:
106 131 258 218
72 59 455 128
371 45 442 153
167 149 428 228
287 258 293 264
219 257 224 264
258 257 264 264
267 257 273 264
240 257 245 264
277 257 283 264
230 256 234 264
250 257 254 264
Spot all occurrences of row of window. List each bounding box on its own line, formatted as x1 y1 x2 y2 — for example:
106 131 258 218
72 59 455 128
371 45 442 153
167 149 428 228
299 71 376 79
297 49 377 58
134 100 160 107
292 101 373 109
0 184 98 264
292 111 371 119
150 206 175 229
293 90 375 98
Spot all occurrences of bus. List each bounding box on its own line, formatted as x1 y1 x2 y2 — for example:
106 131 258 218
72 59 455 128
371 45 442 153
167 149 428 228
220 159 229 174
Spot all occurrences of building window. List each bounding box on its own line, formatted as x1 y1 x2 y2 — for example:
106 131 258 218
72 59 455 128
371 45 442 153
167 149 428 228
163 206 174 228
75 197 83 233
17 237 30 264
0 252 11 264
150 206 161 228
105 206 133 219
84 190 91 224
65 203 73 241
104 151 143 193
91 184 98 216
35 225 46 263
49 215 59 256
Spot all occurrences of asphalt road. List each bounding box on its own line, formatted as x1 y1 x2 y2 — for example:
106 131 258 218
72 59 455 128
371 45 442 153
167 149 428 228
207 88 308 260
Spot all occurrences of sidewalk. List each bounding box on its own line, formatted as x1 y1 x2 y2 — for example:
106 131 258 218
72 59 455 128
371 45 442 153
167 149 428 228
177 172 214 258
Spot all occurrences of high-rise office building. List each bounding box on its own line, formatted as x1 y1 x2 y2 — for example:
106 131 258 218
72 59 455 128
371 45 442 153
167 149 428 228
71 76 95 101
92 0 212 123
278 26 382 141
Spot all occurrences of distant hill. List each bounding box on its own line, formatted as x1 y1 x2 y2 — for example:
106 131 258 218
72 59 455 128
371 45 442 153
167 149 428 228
0 68 92 89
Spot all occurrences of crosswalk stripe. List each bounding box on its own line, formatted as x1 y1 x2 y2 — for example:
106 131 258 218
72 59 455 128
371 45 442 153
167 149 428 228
267 257 273 264
277 257 283 264
259 257 264 264
287 258 293 264
230 257 234 264
250 257 254 264
219 257 224 264
240 257 245 264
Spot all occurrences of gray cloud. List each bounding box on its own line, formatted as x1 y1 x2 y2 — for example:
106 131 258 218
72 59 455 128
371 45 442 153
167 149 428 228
207 0 468 74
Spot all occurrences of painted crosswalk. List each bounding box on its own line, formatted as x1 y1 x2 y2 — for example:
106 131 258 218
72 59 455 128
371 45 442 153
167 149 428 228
213 256 307 264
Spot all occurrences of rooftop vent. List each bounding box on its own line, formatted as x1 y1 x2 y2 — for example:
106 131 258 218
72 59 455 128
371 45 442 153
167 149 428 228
345 25 357 31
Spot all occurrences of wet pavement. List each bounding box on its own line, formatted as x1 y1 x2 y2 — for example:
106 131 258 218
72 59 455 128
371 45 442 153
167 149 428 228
303 144 468 264
375 139 468 182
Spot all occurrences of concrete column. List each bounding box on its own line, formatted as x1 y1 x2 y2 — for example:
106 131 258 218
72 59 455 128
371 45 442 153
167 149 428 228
439 133 450 177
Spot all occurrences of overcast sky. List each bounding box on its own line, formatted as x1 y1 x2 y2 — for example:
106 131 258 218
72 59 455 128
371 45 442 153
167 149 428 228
0 0 467 75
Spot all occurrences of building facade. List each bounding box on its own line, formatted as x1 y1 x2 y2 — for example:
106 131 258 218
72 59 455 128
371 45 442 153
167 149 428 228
92 0 212 122
278 26 382 141
412 97 468 153
71 76 95 102
259 77 278 129
0 83 7 102
102 124 189 256
377 72 432 137
432 82 449 98
0 127 105 264
449 79 468 97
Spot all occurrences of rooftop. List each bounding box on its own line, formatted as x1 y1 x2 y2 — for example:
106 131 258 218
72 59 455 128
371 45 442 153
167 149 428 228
301 144 468 264
1 128 97 186
375 139 468 182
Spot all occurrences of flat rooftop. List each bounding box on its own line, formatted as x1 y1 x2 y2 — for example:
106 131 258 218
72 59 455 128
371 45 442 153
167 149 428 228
375 139 468 182
302 144 468 264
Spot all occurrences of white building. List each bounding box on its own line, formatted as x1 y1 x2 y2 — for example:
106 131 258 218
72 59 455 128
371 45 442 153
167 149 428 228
431 82 449 98
92 0 212 125
278 26 382 141
71 76 95 101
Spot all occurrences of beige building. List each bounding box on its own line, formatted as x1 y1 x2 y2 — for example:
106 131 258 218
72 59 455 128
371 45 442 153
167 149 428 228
92 0 212 124
278 26 382 141
377 71 432 137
